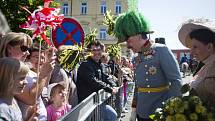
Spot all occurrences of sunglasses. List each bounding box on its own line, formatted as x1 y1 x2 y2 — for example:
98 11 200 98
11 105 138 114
20 45 30 52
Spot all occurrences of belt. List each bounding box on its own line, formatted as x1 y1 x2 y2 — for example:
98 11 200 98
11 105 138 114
138 85 169 93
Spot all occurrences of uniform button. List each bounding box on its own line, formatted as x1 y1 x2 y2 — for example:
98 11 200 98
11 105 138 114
147 91 150 93
145 65 148 67
146 79 149 81
147 85 150 87
146 72 148 75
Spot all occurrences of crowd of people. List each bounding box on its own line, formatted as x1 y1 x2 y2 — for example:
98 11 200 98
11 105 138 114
0 34 133 121
1 8 215 121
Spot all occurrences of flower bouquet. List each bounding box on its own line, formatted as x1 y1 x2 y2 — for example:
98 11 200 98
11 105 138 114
150 84 215 121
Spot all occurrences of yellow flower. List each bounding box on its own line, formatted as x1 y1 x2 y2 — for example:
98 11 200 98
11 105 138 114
175 113 186 121
182 101 189 110
148 66 157 75
169 108 174 115
169 97 182 109
195 104 206 114
189 113 198 121
189 96 202 105
166 116 174 121
175 106 185 113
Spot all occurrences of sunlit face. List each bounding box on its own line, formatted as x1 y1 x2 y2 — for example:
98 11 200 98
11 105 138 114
13 73 27 95
7 43 30 61
51 87 67 105
90 45 102 62
28 51 45 71
190 38 210 61
126 34 146 53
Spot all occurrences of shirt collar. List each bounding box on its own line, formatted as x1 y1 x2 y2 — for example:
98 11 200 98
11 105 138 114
140 40 152 53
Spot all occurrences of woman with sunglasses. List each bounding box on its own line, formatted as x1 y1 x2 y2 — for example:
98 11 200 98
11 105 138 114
0 32 32 60
0 32 56 120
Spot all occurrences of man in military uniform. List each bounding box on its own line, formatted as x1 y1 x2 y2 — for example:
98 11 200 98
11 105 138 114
113 11 182 121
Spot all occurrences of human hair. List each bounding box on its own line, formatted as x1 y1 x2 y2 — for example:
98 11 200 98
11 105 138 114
48 84 66 105
189 29 215 47
0 32 33 58
0 57 29 97
87 40 103 49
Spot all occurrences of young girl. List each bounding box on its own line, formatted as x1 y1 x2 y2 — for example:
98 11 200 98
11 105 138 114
0 57 37 121
46 83 71 121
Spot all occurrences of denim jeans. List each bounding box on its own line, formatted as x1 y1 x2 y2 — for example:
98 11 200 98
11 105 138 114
101 104 117 121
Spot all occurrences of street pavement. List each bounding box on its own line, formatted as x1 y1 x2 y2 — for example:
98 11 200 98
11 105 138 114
119 73 193 121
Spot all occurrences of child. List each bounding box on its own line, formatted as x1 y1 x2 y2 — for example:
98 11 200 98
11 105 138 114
46 83 71 121
0 57 37 121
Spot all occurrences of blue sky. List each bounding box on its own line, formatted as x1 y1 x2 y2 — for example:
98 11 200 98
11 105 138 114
138 0 215 49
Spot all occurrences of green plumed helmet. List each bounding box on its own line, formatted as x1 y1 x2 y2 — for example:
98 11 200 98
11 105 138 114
114 11 152 43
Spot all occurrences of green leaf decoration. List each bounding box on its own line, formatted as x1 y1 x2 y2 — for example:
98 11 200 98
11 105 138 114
49 1 61 8
127 0 138 12
149 114 155 120
58 45 83 72
103 11 116 35
107 44 121 58
28 0 33 5
84 29 97 47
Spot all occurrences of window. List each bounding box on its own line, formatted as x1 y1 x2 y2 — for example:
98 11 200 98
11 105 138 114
100 29 107 39
100 1 106 14
115 1 121 14
81 2 87 14
62 3 69 15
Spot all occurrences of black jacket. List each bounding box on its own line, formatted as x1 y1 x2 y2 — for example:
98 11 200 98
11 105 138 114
76 57 113 102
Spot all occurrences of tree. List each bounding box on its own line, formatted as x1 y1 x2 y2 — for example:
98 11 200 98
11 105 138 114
0 0 59 33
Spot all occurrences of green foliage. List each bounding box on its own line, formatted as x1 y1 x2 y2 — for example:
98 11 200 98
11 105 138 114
84 29 97 47
106 44 121 58
0 0 42 32
58 45 83 72
103 11 116 35
49 1 61 8
0 0 59 33
127 0 138 12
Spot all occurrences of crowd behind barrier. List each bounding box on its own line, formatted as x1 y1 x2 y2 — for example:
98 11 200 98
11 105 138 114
58 83 134 121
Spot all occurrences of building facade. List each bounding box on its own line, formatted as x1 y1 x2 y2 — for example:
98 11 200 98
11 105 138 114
56 0 131 57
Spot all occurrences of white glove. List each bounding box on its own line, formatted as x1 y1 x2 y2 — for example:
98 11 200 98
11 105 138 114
129 108 136 121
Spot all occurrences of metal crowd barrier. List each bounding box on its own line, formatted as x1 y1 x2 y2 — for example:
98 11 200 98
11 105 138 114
58 86 124 121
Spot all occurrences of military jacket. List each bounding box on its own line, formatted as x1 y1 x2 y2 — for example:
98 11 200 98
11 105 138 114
133 43 182 118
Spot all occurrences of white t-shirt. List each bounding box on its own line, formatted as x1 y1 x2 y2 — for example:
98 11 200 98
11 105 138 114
17 70 47 120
